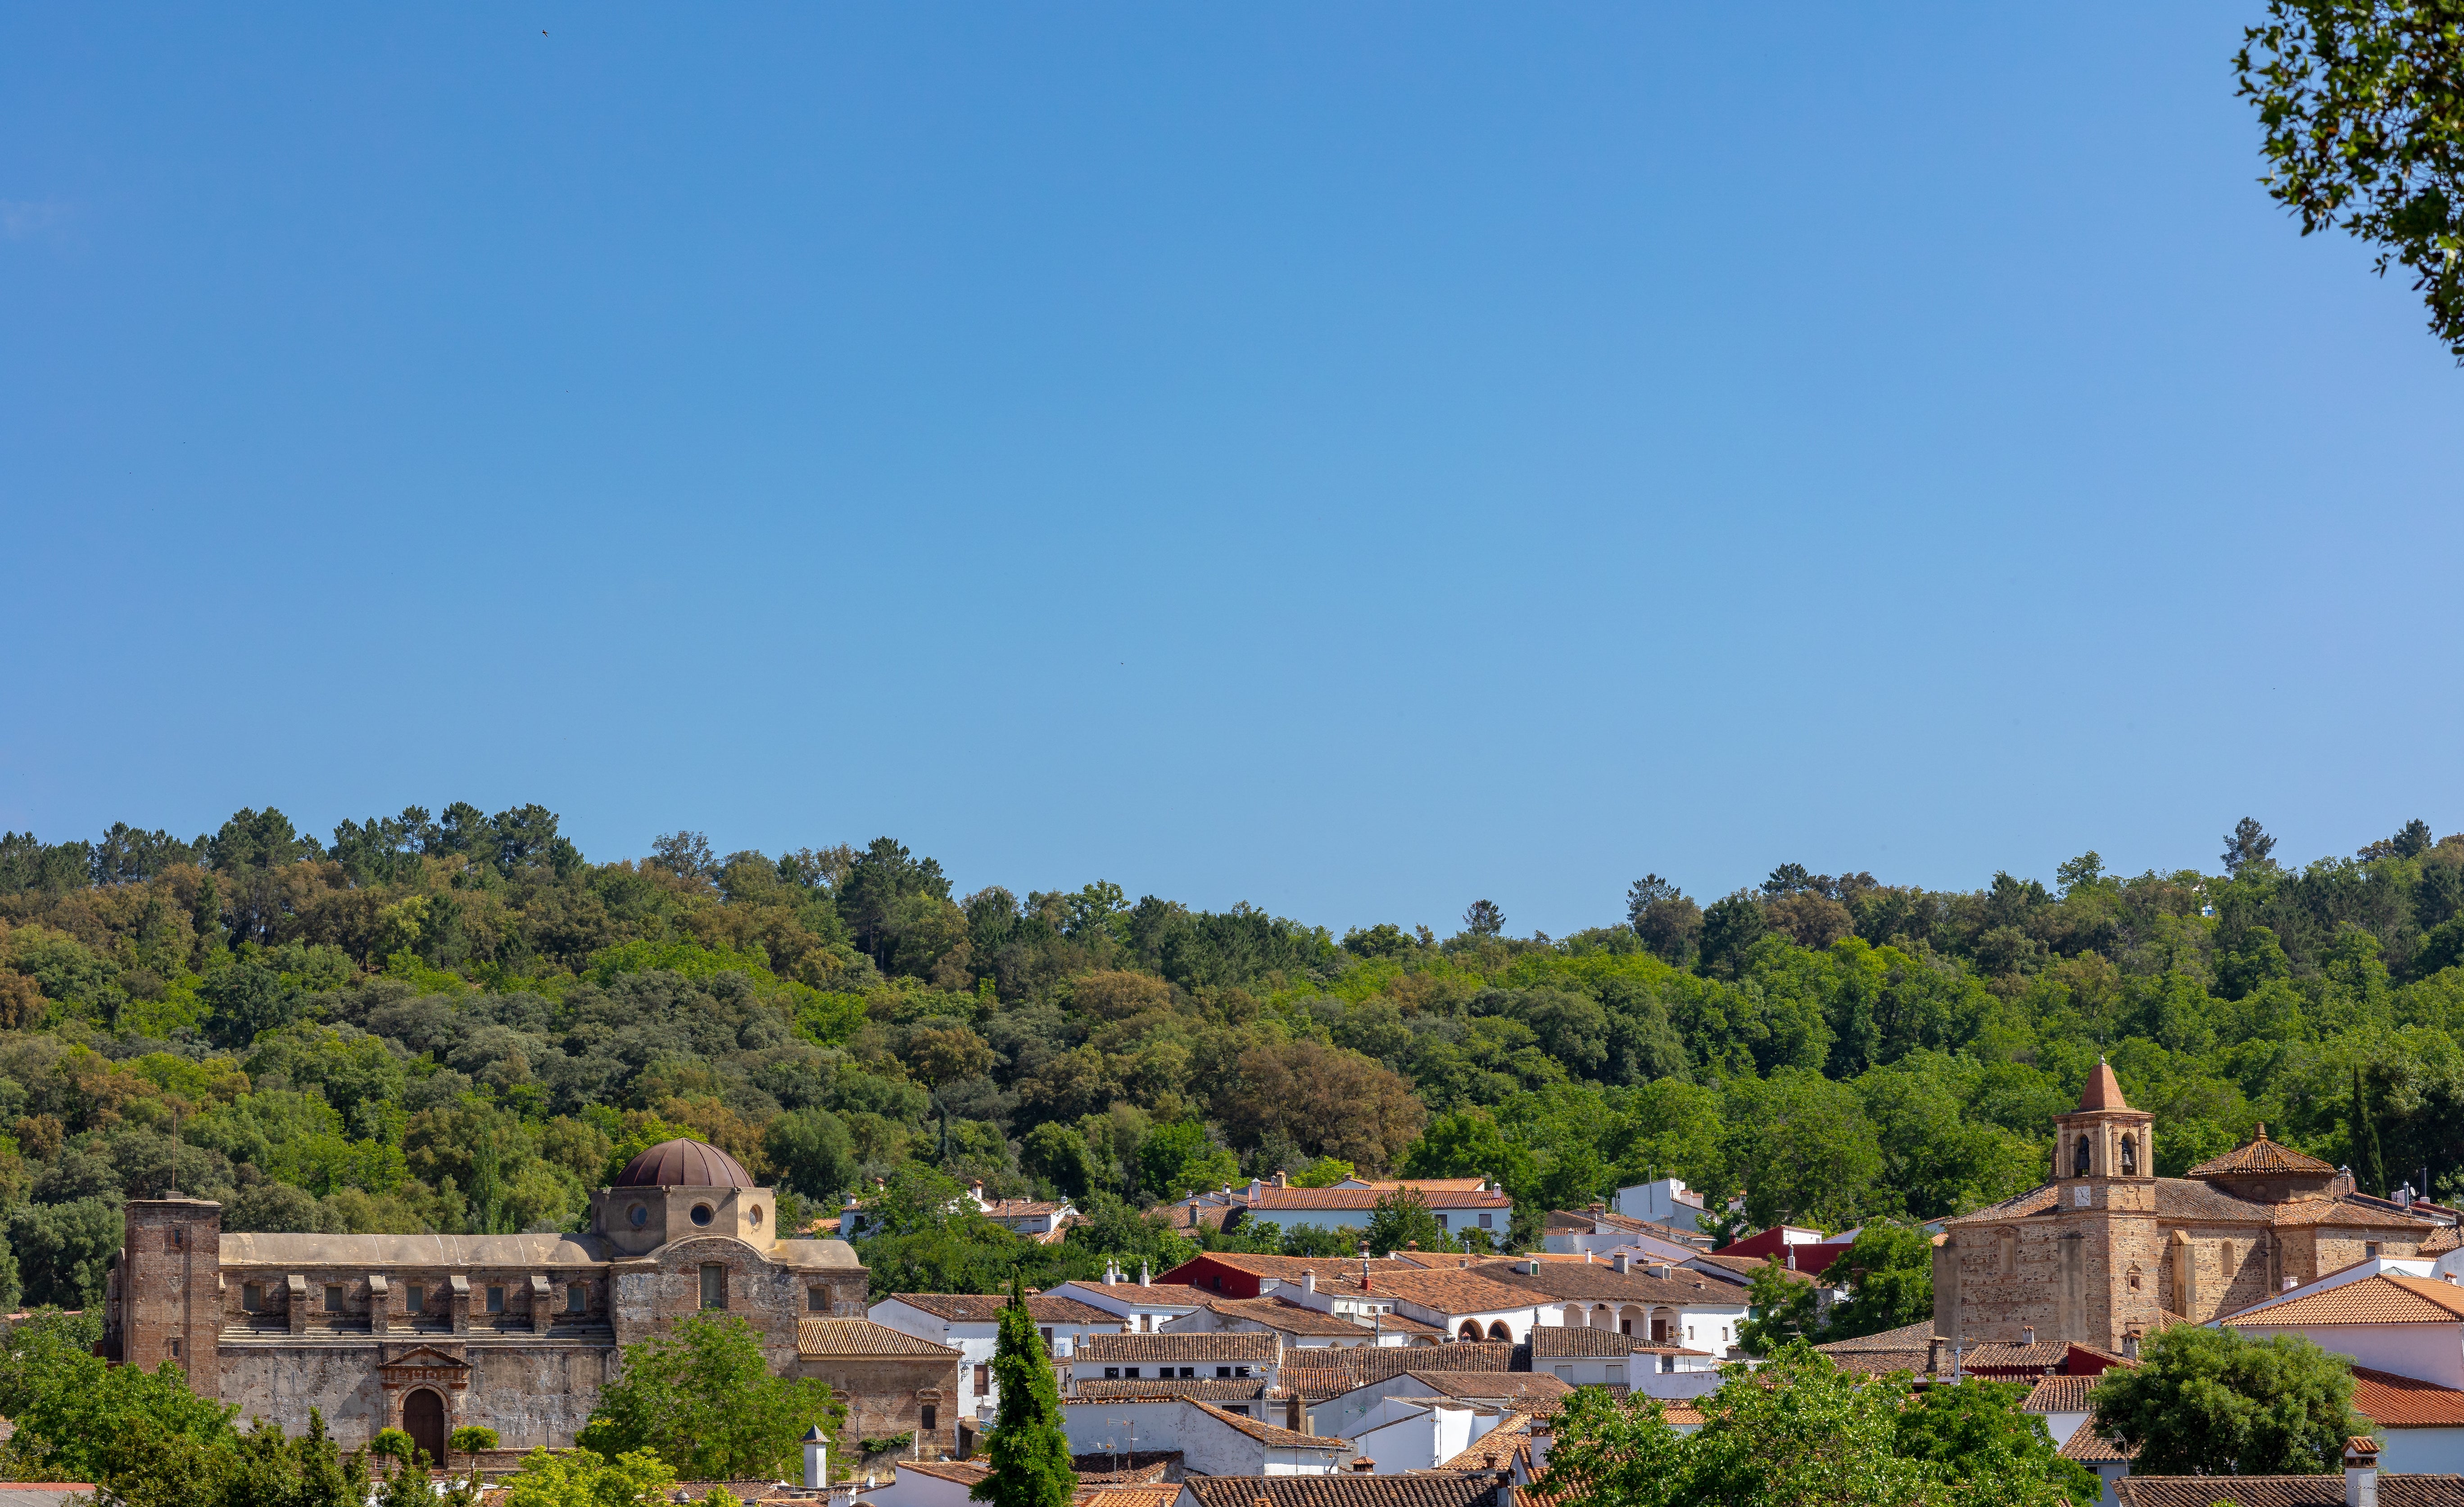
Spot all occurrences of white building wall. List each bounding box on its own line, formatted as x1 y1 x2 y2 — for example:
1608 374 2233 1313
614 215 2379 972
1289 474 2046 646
1062 1399 1348 1476
1347 1401 1494 1473
874 1467 977 1507
2376 1427 2464 1474
2233 1322 2464 1389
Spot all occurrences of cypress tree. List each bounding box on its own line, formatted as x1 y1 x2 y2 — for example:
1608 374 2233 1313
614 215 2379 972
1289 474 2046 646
970 1273 1075 1507
2351 1067 2387 1198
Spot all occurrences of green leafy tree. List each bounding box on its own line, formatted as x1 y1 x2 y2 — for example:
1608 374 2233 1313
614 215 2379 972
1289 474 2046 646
1892 1380 2103 1505
765 1107 860 1206
576 1313 845 1480
2237 1 2464 358
502 1445 679 1507
1817 1223 1935 1342
971 1276 1075 1507
89 1410 382 1507
1539 1343 2074 1507
1136 1121 1240 1201
1021 1122 1101 1202
1364 1187 1452 1255
1736 1260 1819 1357
2091 1324 2362 1475
1724 1070 1883 1231
1289 1156 1355 1188
1698 893 1767 979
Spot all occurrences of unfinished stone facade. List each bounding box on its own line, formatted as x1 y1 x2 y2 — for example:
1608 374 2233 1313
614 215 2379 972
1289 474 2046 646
102 1139 870 1457
1935 1064 2439 1353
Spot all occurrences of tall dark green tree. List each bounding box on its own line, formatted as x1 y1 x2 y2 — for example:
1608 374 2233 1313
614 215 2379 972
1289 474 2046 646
2351 1066 2388 1197
2092 1325 2361 1475
971 1275 1075 1507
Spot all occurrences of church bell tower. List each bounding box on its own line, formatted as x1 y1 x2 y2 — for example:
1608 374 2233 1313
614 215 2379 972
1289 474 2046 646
2051 1059 2158 1351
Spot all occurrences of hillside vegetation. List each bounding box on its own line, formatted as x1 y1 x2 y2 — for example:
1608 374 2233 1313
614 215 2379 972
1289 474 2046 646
3 806 2463 1304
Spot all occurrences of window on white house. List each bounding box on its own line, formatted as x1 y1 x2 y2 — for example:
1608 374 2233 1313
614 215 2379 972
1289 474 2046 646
486 1285 506 1314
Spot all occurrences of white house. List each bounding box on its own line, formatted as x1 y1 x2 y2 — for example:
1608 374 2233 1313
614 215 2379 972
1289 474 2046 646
1529 1323 1721 1398
1054 1263 1213 1334
1300 1268 1550 1344
1346 1394 1510 1473
1611 1177 1710 1232
868 1291 1123 1420
1544 1208 1710 1263
1074 1330 1281 1393
870 1459 990 1507
2353 1364 2464 1474
1165 1294 1426 1348
1477 1254 1753 1357
2215 1261 2464 1387
1308 1368 1573 1443
842 1180 1076 1243
1238 1177 1513 1242
1062 1397 1351 1475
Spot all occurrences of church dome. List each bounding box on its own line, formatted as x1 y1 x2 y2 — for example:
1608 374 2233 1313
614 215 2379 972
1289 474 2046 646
613 1138 755 1189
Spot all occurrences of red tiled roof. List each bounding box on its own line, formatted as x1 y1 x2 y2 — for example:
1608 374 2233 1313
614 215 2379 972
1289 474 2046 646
1078 1330 1279 1362
2113 1478 2464 1506
1250 1186 1510 1211
1189 1297 1379 1338
2222 1274 2464 1327
1191 1401 1346 1450
2058 1421 2134 1465
1180 1476 1506 1507
1361 1270 1552 1315
888 1292 1118 1325
2021 1375 2102 1413
797 1319 960 1357
2356 1365 2464 1427
2185 1130 2336 1179
2076 1061 2129 1111
1071 1379 1277 1403
1280 1341 1514 1398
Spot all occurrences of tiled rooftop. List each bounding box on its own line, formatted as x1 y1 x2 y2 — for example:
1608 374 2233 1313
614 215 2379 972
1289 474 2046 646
2113 1477 2464 1506
1078 1330 1280 1362
1180 1476 1507 1507
2222 1274 2464 1327
796 1318 960 1357
2355 1365 2464 1427
888 1292 1119 1325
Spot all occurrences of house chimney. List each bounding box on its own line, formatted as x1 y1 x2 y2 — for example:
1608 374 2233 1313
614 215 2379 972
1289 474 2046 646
1276 1170 1290 1188
1492 1466 1514 1507
2346 1437 2380 1507
1350 1458 1377 1474
1303 1270 1317 1295
1611 1253 1629 1275
1138 1261 1151 1287
2022 1325 2035 1346
1584 1251 1592 1264
1926 1336 1941 1375
2122 1329 2141 1361
803 1425 829 1489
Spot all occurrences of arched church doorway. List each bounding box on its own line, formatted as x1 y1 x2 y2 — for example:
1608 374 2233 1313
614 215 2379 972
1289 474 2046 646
404 1387 448 1468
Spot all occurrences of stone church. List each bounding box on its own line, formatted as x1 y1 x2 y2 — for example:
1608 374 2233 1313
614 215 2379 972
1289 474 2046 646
102 1139 951 1465
1934 1062 2447 1353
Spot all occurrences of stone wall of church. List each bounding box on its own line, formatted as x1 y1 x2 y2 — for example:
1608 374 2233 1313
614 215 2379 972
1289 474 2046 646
1936 1221 2065 1345
2153 1226 2276 1324
798 1353 958 1457
216 1339 617 1450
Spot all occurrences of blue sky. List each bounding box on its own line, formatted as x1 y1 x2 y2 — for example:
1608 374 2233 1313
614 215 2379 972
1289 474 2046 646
4 5 2459 936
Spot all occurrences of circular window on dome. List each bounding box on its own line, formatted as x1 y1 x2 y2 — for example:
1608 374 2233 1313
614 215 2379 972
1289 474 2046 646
691 1203 715 1227
748 1204 764 1228
628 1203 648 1229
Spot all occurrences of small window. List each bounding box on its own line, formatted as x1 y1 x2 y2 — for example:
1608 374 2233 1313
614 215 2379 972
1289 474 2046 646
690 1203 716 1227
1104 1367 1121 1379
700 1264 726 1310
171 1226 184 1248
920 1405 937 1434
1659 1354 1675 1374
1123 1366 1140 1379
1435 1213 1449 1228
2367 1242 2382 1259
2121 1134 2139 1176
167 1337 182 1358
404 1285 425 1315
1606 1363 1624 1383
1479 1213 1493 1229
1234 1365 1250 1378
2074 1135 2092 1177
566 1284 587 1314
486 1285 505 1314
1178 1366 1195 1379
1139 1314 1153 1333
1555 1364 1574 1379
1216 1366 1232 1378
1227 1405 1250 1417
748 1204 765 1228
325 1285 346 1313
809 1287 829 1313
242 1284 264 1313
1040 1327 1054 1348
628 1203 648 1229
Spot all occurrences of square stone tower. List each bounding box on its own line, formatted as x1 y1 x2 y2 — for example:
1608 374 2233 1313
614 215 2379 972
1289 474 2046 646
2050 1060 2160 1351
117 1197 223 1388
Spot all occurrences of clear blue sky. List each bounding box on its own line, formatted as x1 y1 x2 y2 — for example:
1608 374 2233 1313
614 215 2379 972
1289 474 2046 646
5 5 2459 937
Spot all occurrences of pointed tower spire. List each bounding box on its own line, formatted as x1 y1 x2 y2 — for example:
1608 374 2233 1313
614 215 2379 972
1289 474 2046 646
2078 1058 2128 1112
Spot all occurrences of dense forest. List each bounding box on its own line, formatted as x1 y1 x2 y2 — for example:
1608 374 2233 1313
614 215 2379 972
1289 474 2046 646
4 805 2464 1307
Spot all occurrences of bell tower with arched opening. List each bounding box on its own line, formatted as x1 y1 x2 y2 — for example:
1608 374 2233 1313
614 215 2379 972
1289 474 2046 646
2051 1059 2159 1351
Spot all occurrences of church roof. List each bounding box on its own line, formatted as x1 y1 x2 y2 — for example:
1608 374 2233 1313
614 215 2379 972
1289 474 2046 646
2076 1060 2130 1112
612 1138 755 1189
2183 1127 2336 1180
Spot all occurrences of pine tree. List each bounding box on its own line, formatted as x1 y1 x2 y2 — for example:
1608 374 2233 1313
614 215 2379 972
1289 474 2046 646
971 1274 1076 1507
2351 1067 2387 1198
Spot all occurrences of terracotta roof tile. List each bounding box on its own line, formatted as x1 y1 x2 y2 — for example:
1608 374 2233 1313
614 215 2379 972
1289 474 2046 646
1186 1297 1382 1338
2113 1478 2464 1506
2076 1061 2129 1111
2222 1274 2464 1327
1819 1320 1938 1352
2021 1375 2102 1413
2185 1131 2337 1179
1355 1271 1546 1315
1438 1412 1533 1471
1404 1371 1576 1414
1079 1488 1178 1507
1180 1476 1504 1507
1072 1378 1276 1403
1282 1341 1514 1398
1688 1253 1815 1285
1191 1400 1347 1449
2355 1366 2464 1427
1079 1330 1280 1363
1054 1280 1213 1307
1530 1326 1703 1358
1249 1187 1512 1212
1069 1451 1182 1482
1176 1254 1427 1280
2267 1196 2442 1230
1940 1184 2061 1227
1474 1264 1731 1306
2422 1226 2464 1255
2058 1421 2134 1465
897 1461 992 1487
888 1292 1119 1325
797 1318 961 1357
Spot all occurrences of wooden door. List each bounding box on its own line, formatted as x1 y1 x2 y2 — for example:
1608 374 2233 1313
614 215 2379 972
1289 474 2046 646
404 1388 448 1467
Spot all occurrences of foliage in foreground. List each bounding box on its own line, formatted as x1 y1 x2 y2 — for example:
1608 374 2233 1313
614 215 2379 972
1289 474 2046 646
575 1311 846 1481
971 1276 1076 1507
1535 1344 2088 1507
2090 1324 2362 1475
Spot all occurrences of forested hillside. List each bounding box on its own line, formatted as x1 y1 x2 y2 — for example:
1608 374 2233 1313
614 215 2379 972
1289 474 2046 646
4 805 2464 1307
